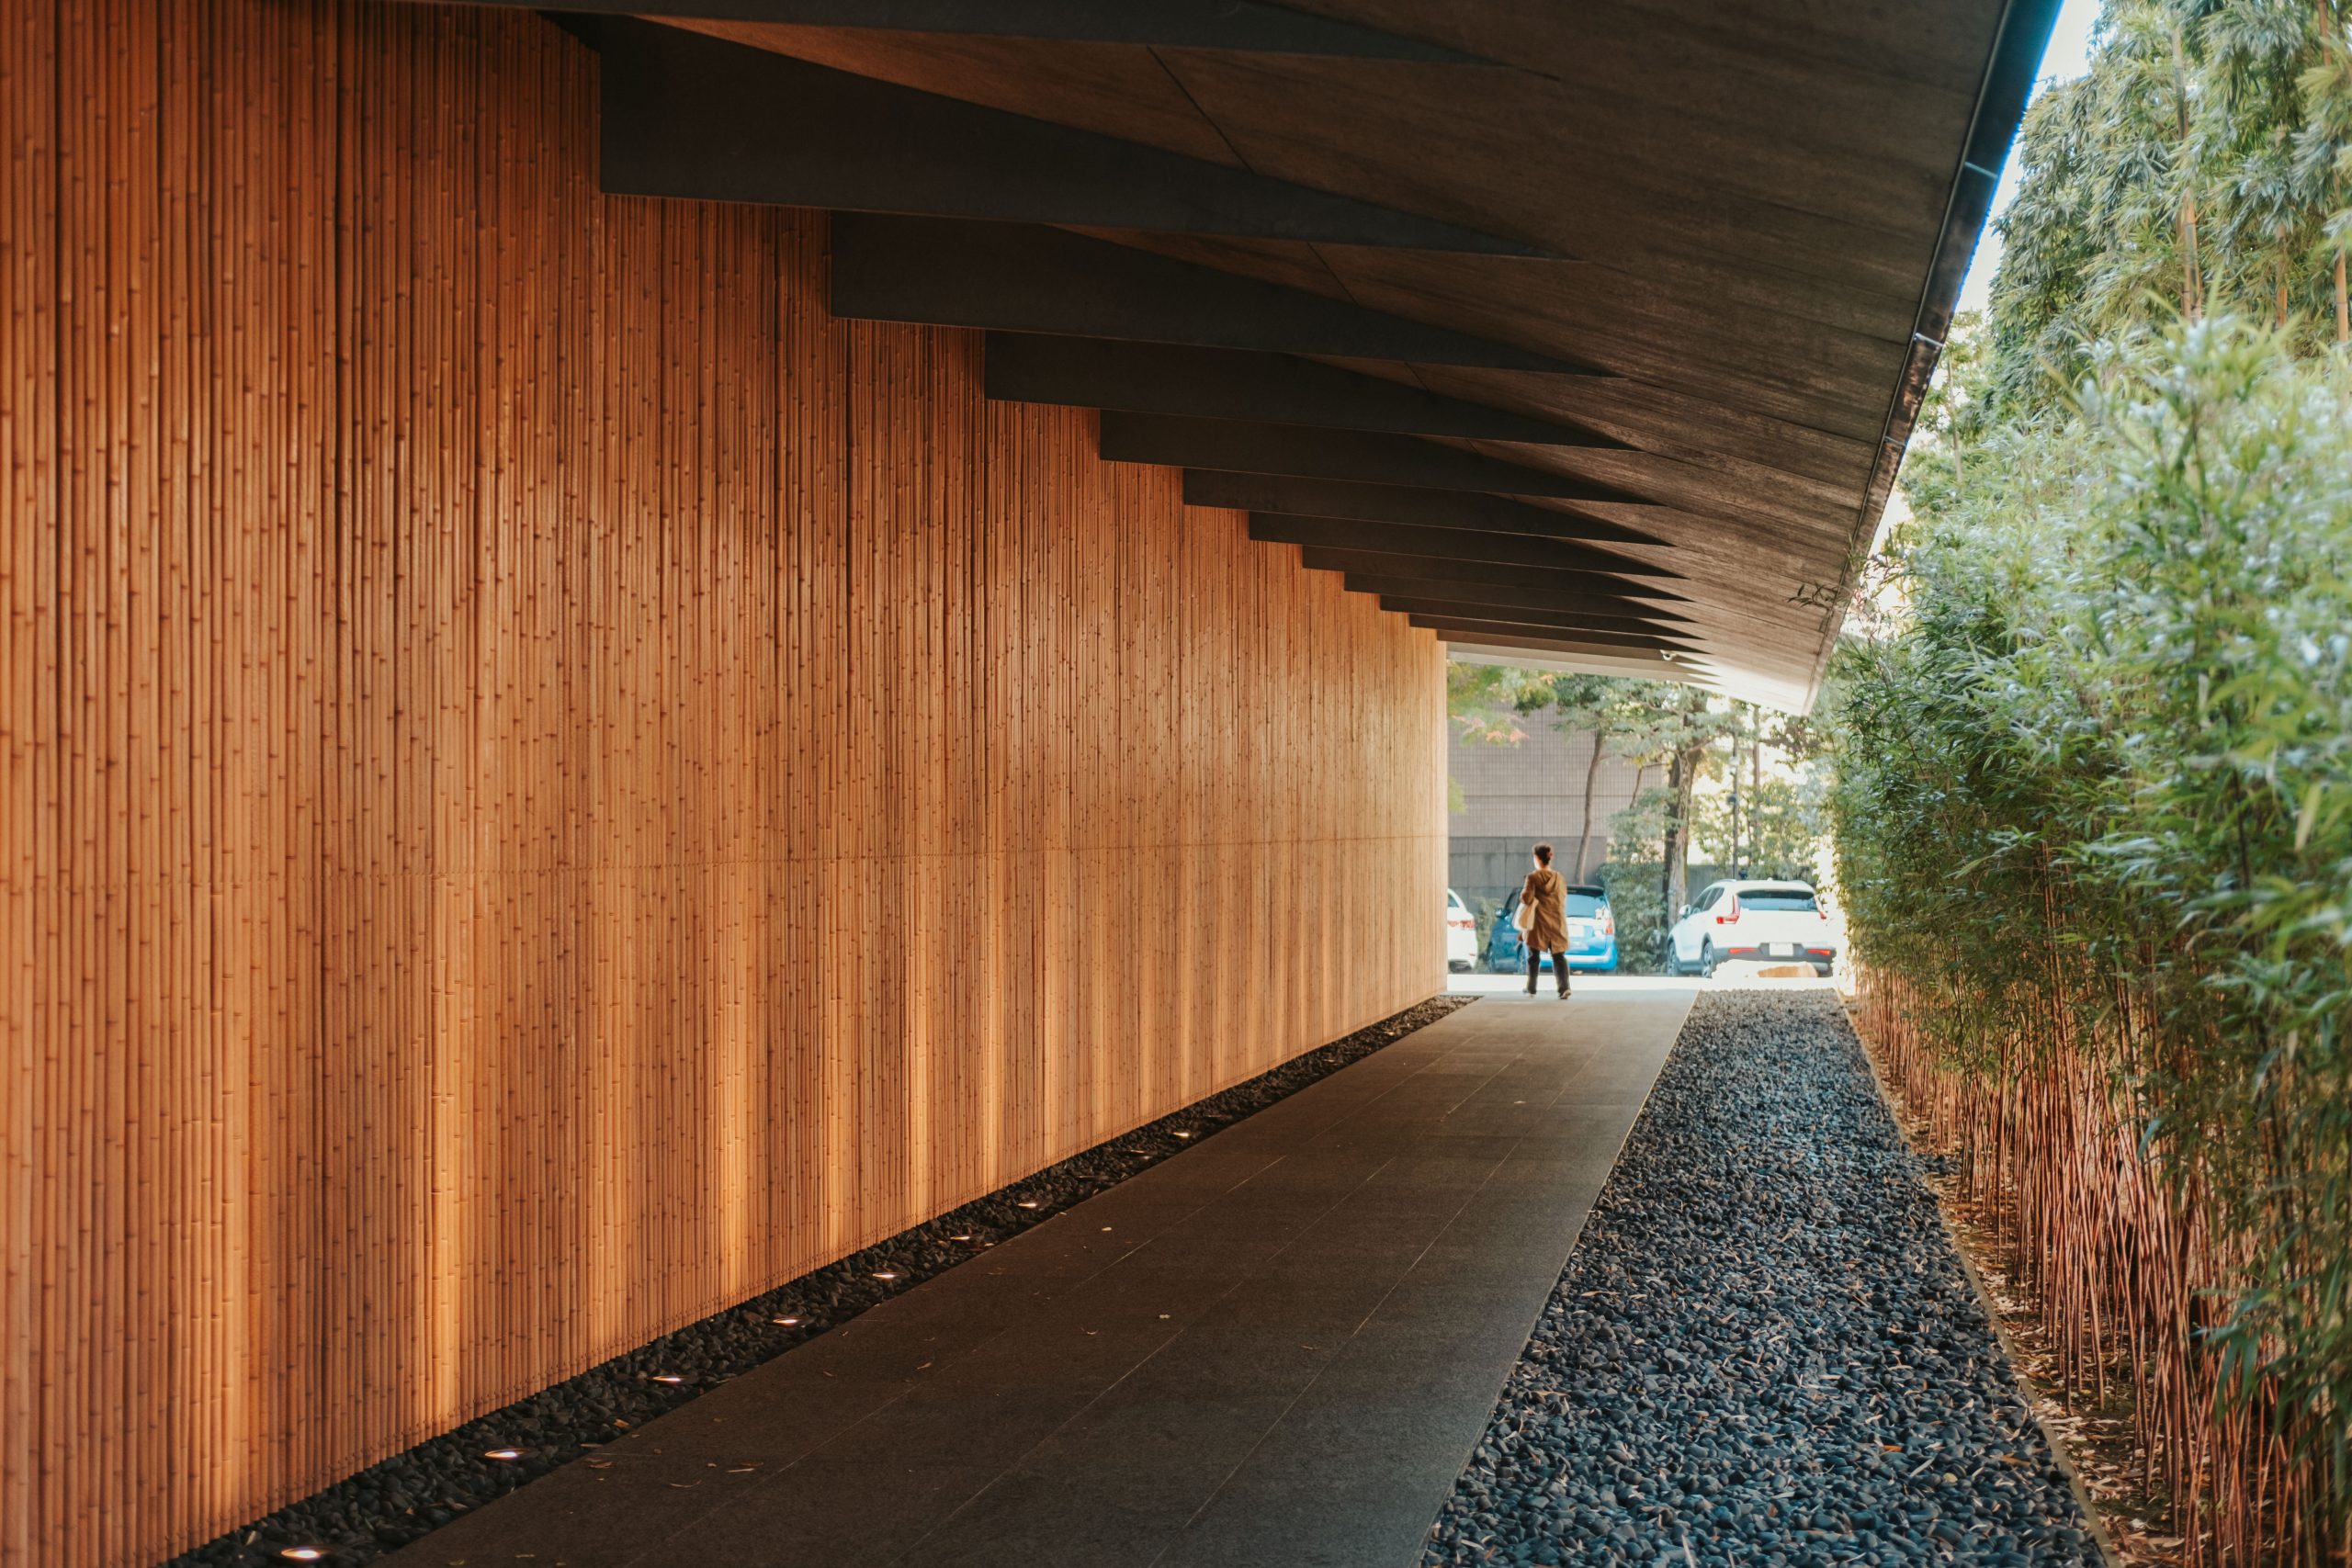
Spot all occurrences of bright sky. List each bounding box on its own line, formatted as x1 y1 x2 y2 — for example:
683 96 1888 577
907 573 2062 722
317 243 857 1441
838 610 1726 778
1954 0 2105 312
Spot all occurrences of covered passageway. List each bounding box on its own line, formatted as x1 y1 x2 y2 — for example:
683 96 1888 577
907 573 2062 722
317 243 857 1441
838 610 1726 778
0 1 2052 1564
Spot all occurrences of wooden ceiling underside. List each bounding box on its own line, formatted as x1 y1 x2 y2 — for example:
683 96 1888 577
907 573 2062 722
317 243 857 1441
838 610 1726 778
435 0 2060 709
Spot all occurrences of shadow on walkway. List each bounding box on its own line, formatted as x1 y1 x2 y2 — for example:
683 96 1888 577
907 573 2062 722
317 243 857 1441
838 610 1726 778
384 985 1694 1568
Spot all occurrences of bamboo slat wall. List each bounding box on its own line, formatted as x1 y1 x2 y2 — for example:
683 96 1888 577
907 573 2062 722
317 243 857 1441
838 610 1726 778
0 5 1450 1563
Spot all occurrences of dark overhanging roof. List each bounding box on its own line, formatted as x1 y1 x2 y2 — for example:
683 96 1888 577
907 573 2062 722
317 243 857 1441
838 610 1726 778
427 0 2063 710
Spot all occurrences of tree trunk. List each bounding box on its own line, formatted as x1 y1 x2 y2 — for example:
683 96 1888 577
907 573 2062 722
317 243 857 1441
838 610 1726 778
1728 723 1743 876
1574 726 1606 880
1661 741 1702 926
1659 747 1685 933
1752 726 1764 874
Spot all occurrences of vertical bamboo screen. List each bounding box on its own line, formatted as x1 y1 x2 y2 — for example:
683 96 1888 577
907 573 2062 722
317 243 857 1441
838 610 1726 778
0 4 1450 1564
1851 971 2320 1567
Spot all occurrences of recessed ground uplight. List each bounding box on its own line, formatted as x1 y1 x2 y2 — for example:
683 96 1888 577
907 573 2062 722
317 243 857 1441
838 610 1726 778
482 1447 526 1462
872 1270 899 1280
278 1550 327 1562
1173 1131 1193 1139
1015 1201 1040 1209
947 1234 972 1242
650 1374 685 1384
771 1315 800 1326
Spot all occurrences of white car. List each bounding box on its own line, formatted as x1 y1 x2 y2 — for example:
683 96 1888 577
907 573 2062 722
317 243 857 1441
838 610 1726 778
1664 879 1838 976
1445 888 1478 972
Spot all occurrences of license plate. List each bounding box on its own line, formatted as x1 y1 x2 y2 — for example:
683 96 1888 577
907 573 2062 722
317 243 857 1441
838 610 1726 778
1770 943 1796 957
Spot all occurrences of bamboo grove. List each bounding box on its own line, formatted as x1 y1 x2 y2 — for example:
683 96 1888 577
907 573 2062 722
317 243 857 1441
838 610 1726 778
1989 0 2352 413
1830 5 2352 1562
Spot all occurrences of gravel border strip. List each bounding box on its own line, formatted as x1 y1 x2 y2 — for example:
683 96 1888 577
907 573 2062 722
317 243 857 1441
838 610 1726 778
167 994 1475 1568
1423 989 2103 1568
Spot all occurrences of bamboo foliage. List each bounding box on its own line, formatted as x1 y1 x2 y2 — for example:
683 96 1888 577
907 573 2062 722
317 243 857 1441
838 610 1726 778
0 5 1451 1566
1860 6 2352 1555
1986 0 2352 414
1832 326 2352 1565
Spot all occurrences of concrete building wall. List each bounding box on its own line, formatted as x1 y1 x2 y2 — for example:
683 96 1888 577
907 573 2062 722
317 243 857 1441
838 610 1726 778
0 7 1447 1563
1448 708 1645 905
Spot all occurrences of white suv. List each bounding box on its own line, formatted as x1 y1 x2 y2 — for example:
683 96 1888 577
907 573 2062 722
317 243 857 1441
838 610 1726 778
1445 889 1478 972
1665 880 1837 976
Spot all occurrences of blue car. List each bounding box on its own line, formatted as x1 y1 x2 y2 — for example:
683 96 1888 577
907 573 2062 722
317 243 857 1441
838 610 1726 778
1486 884 1620 973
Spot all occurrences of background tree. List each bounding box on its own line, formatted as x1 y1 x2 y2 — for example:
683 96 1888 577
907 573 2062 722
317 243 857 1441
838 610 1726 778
1505 674 1682 878
1699 769 1827 880
1532 675 1626 879
1444 661 1545 814
1621 688 1742 936
1445 660 1543 746
1444 662 1808 965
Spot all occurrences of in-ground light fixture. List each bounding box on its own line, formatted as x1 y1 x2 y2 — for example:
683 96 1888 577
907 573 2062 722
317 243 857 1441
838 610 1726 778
278 1550 328 1563
771 1315 800 1325
650 1374 685 1384
482 1447 526 1462
872 1270 899 1280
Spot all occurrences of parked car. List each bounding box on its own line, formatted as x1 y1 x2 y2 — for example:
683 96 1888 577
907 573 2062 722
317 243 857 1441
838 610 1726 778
1487 884 1618 973
1561 886 1620 972
1487 902 1541 974
1445 888 1478 972
1663 879 1837 976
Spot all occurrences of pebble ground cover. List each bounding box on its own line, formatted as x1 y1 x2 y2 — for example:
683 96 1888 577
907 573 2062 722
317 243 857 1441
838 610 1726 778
1424 989 2103 1568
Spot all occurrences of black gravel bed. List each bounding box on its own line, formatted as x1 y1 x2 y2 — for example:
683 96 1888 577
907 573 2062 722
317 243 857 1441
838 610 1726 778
1423 990 2101 1568
167 994 1474 1568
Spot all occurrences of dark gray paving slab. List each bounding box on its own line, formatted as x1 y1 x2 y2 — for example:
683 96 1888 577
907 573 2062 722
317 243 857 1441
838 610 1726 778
380 981 1694 1568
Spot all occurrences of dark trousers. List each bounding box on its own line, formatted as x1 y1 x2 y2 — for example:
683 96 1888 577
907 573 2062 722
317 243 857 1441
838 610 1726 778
1526 950 1569 994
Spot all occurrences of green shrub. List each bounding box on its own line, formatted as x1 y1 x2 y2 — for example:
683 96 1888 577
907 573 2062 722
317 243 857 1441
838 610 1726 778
1596 861 1666 974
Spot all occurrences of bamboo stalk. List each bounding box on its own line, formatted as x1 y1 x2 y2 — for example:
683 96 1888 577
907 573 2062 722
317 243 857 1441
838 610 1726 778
1851 962 2342 1566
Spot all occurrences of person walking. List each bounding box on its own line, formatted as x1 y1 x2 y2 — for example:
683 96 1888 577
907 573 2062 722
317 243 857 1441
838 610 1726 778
1516 842 1572 998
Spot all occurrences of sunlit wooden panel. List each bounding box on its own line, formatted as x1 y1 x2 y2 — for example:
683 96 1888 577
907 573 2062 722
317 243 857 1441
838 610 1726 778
0 6 1447 1564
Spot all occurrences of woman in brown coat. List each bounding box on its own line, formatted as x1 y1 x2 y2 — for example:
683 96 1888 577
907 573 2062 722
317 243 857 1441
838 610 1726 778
1517 842 1571 998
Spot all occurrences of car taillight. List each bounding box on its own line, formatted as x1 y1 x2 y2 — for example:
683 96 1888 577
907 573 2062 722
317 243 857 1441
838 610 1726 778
1600 914 1614 936
1448 917 1473 931
1715 895 1741 925
1818 908 1829 920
